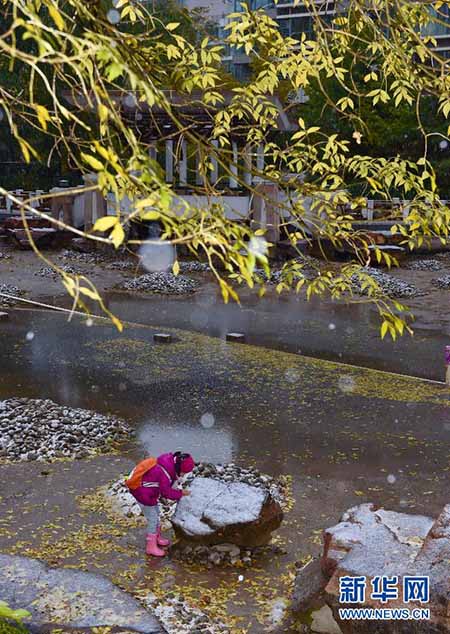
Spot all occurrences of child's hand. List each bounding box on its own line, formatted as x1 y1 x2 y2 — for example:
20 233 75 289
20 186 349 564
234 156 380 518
182 490 191 496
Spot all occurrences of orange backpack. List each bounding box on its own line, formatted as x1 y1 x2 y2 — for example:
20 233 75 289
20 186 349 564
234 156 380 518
125 457 157 490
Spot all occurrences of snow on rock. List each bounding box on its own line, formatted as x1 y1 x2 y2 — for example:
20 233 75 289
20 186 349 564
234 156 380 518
322 503 433 579
300 503 450 633
173 478 266 536
172 476 283 547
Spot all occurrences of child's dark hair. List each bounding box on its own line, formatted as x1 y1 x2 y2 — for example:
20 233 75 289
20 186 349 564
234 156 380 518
174 451 191 476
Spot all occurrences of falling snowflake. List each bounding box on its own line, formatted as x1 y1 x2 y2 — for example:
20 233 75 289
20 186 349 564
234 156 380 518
107 9 121 24
140 241 175 273
200 413 215 429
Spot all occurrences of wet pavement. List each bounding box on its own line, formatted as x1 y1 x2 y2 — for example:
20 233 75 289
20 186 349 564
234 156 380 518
3 247 450 381
1 309 450 632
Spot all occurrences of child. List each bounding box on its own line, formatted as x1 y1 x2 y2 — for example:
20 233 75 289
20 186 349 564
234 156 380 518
125 451 195 557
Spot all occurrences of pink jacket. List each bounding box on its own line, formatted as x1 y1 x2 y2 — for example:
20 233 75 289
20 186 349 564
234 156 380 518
129 452 183 506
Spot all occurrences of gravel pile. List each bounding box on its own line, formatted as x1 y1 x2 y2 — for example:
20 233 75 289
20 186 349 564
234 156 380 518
58 249 106 264
0 283 25 307
35 264 81 278
105 260 138 271
174 540 287 569
0 398 130 462
293 254 322 270
431 275 450 289
146 592 229 634
405 259 442 271
184 462 286 507
121 272 199 295
352 268 419 298
173 541 267 568
178 261 211 273
254 256 319 285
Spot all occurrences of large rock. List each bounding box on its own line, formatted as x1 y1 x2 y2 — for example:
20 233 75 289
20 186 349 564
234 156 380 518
0 554 163 633
171 477 283 547
292 558 328 613
321 503 450 633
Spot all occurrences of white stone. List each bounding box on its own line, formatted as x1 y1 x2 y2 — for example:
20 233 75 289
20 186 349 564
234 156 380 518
173 477 267 537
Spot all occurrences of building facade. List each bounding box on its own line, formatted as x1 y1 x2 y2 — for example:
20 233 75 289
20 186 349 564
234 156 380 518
228 0 450 78
181 0 233 20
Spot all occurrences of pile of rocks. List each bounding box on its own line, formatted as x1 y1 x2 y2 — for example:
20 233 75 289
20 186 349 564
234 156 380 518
105 259 138 271
178 261 211 273
106 478 145 519
352 268 419 298
173 542 255 567
0 252 11 260
121 272 199 295
146 592 229 634
254 256 319 285
0 283 25 307
431 274 450 289
35 264 81 279
0 398 130 462
106 477 182 526
405 258 442 271
292 254 322 270
185 462 286 507
58 249 106 264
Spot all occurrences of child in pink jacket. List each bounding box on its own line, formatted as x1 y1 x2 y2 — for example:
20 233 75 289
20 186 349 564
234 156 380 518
127 451 195 557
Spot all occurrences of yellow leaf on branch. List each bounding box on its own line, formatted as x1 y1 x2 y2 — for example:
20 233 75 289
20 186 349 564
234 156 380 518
93 216 118 232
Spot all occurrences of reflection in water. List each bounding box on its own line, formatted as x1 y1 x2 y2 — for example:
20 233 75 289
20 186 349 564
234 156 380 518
104 289 447 381
137 418 234 464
